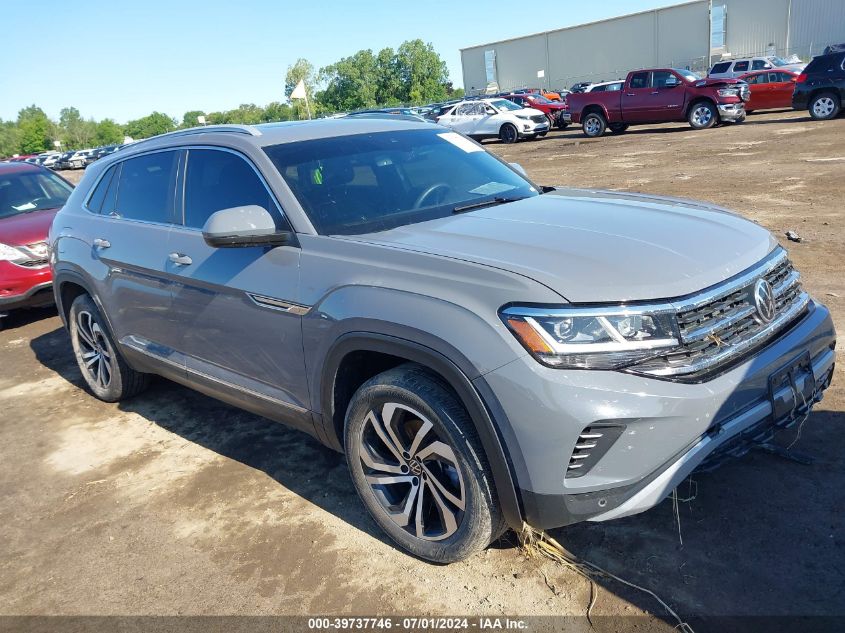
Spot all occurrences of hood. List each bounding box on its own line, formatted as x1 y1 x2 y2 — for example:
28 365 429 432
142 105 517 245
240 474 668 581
0 208 60 246
349 189 776 303
518 107 545 117
696 77 744 87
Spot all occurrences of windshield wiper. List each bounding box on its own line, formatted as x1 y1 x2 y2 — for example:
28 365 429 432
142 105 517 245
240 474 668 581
452 196 528 214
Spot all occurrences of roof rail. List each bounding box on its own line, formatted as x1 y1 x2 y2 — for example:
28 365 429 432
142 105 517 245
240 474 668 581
125 124 262 149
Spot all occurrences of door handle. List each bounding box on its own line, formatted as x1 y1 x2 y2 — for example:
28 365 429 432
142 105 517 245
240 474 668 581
626 93 636 97
93 238 110 249
651 91 660 95
168 252 193 266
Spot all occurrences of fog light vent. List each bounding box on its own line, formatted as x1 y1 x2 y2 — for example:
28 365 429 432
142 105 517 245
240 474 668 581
566 424 625 478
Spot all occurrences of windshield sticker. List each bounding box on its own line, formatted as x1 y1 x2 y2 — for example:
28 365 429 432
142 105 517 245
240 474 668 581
469 182 517 195
437 132 483 153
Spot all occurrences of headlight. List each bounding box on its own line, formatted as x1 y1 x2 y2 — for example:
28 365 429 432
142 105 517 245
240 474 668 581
501 305 680 369
515 114 531 120
717 88 739 98
0 243 28 264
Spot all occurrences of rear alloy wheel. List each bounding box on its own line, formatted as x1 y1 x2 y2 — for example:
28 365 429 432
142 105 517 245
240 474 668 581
69 294 149 402
809 92 841 120
499 123 519 144
582 112 607 137
689 101 717 129
345 364 505 562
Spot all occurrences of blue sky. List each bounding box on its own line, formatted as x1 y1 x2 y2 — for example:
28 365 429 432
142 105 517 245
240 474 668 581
1 0 668 123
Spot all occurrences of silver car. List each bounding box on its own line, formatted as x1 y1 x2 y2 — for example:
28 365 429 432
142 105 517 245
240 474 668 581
709 56 806 79
50 120 836 562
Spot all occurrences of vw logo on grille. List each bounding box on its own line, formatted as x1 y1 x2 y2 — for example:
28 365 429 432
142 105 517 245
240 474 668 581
753 278 776 324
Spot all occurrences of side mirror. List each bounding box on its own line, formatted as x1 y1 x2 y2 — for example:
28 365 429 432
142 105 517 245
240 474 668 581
509 162 527 176
202 205 292 248
485 107 496 115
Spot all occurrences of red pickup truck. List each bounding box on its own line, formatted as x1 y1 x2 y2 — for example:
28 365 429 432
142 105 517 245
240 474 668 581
567 68 750 137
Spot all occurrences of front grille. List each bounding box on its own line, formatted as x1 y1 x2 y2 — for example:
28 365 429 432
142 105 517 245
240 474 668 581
634 250 809 379
531 114 548 124
18 258 49 268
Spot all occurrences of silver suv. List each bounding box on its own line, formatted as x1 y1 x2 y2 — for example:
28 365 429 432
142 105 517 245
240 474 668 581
50 120 836 562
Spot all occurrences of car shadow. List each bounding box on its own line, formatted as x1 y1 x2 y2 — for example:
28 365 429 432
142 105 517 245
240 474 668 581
1 305 58 332
28 325 395 550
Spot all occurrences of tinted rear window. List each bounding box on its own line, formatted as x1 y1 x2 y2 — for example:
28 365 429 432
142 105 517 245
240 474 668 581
115 151 178 224
710 62 731 74
805 53 845 73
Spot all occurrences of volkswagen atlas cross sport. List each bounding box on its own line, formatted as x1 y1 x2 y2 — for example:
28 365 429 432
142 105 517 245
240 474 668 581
50 120 836 563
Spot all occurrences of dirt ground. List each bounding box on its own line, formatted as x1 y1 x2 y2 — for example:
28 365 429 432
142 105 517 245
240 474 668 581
1 110 843 631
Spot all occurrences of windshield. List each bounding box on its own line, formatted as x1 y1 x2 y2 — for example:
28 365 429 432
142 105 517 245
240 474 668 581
491 99 523 111
0 169 73 219
265 128 539 236
769 56 791 67
531 95 553 104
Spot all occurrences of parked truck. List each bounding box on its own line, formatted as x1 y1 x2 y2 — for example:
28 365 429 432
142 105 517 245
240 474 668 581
567 68 750 137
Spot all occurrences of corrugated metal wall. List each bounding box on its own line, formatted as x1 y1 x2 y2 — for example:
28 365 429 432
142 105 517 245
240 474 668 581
460 0 845 94
787 0 845 59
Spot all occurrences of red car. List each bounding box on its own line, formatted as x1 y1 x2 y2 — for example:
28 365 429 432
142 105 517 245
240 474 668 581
738 69 799 112
0 162 73 329
501 93 570 129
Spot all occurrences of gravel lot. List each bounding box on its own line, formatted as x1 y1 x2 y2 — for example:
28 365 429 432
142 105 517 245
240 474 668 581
2 109 843 630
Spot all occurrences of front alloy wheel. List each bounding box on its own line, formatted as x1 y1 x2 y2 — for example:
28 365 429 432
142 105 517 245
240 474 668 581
345 364 505 562
689 102 717 129
359 402 465 541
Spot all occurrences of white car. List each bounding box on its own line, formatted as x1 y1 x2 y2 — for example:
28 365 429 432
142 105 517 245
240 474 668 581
708 56 806 79
584 80 624 93
436 98 549 143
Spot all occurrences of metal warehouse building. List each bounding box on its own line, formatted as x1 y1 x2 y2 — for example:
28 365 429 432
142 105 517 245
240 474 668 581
460 0 845 94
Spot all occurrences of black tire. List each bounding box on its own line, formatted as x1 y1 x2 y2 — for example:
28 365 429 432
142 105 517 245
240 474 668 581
557 119 569 130
609 123 629 134
68 294 149 402
344 363 506 563
809 92 841 120
582 112 607 137
688 101 717 129
499 123 518 144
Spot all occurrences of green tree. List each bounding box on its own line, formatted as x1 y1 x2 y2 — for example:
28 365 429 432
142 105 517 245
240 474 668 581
224 103 265 124
319 49 379 112
0 120 22 157
59 107 95 149
375 47 403 106
395 39 450 104
262 101 292 122
180 110 206 128
285 58 316 119
123 112 177 140
17 105 52 154
95 119 124 145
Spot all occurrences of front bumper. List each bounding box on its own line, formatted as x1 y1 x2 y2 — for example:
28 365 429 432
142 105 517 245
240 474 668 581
718 102 746 122
518 120 550 136
480 300 835 529
0 261 54 313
